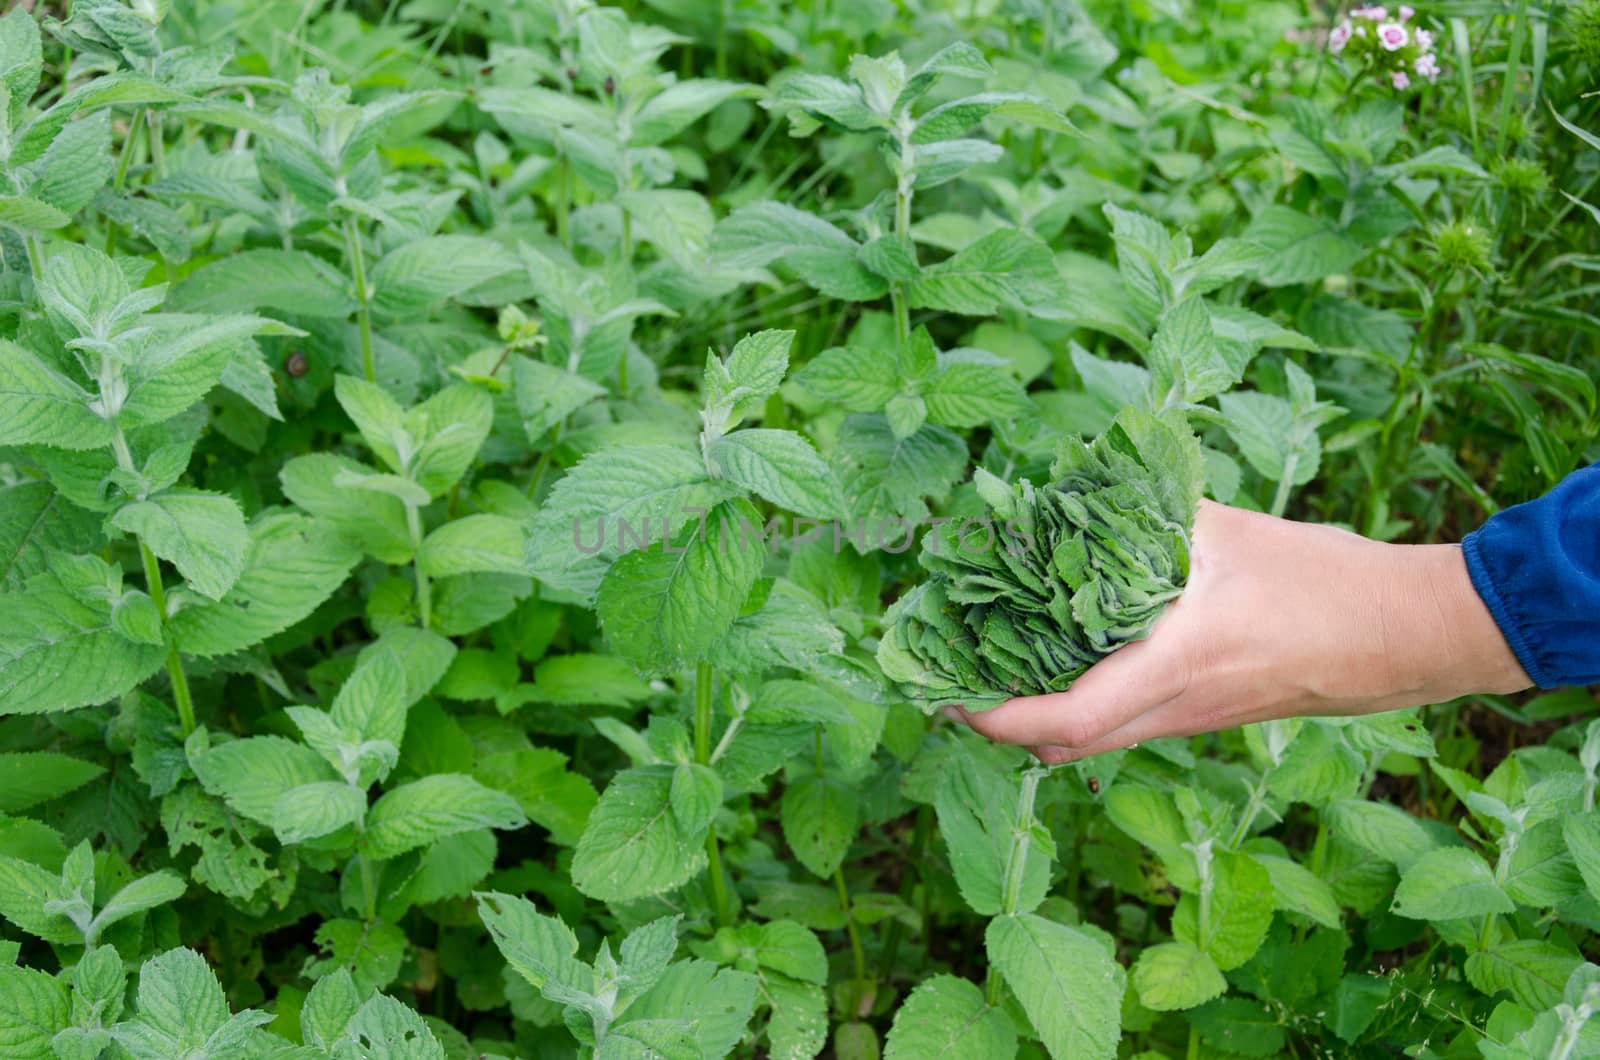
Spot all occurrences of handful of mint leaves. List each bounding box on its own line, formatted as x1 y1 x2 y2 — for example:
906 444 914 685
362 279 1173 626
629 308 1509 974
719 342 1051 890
877 408 1205 710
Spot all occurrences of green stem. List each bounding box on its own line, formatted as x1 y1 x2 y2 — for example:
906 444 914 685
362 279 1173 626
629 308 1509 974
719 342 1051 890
359 851 377 922
555 153 572 248
145 108 166 181
890 129 916 356
140 542 196 737
813 728 867 1012
406 504 431 630
527 422 564 498
877 803 933 981
986 768 1045 1006
1268 452 1298 518
24 234 44 278
1494 0 1531 158
835 865 868 1013
343 216 376 382
696 661 732 926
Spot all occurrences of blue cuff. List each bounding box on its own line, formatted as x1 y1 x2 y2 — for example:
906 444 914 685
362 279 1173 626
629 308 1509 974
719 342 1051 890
1461 531 1551 688
1459 465 1600 690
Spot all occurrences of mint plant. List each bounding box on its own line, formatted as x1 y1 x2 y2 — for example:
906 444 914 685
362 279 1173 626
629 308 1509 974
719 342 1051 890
1 1 1598 1058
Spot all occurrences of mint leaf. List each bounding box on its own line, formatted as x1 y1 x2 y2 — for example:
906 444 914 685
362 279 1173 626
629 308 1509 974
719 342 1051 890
363 774 526 861
572 765 707 902
883 974 1013 1060
708 431 845 519
109 489 248 600
986 913 1123 1057
596 500 766 672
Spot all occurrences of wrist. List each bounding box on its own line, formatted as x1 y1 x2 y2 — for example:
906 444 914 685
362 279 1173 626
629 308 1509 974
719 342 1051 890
1388 542 1532 704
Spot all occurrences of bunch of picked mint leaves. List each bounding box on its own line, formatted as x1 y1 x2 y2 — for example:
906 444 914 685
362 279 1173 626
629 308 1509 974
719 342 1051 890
877 408 1205 710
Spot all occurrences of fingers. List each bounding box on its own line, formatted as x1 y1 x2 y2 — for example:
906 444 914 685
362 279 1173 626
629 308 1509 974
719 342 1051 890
946 633 1187 750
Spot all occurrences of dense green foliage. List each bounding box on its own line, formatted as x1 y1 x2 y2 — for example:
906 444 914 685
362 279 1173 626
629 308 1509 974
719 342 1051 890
2 1 1600 1057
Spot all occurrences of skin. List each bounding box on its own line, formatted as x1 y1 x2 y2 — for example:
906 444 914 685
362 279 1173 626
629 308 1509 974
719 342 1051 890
944 499 1533 762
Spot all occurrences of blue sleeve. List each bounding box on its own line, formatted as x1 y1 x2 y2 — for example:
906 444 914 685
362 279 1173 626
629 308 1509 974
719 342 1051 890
1461 464 1600 689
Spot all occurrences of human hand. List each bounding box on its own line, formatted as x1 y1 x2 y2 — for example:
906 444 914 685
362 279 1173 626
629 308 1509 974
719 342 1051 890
944 500 1532 762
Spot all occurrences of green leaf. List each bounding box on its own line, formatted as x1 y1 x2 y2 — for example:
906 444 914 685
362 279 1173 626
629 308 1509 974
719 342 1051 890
920 362 1030 427
709 430 844 519
0 855 76 943
168 513 360 658
0 482 102 592
572 764 707 903
109 489 248 601
1131 941 1226 1012
912 92 1072 143
167 249 356 318
987 913 1123 1057
420 515 528 578
632 79 760 145
476 891 590 997
1172 851 1274 970
618 188 714 268
1186 997 1287 1058
0 194 69 230
883 974 1012 1059
766 978 828 1060
364 774 526 861
280 453 413 564
475 748 598 846
514 356 606 441
28 110 112 214
597 500 766 672
87 871 185 942
1251 853 1342 929
0 339 111 450
0 964 69 1060
712 202 887 302
0 753 104 813
780 773 858 879
935 753 1048 917
1240 206 1365 287
120 315 278 431
0 561 166 716
1465 940 1583 1010
1391 847 1514 920
111 947 270 1059
370 235 520 320
1565 813 1600 902
337 994 446 1059
300 970 360 1051
722 329 793 416
794 346 899 412
906 229 1060 315
190 735 339 825
1323 799 1440 871
271 781 366 845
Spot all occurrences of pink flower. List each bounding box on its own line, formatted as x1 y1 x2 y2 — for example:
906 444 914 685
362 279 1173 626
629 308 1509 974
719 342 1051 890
1392 70 1411 89
1378 22 1408 49
1399 4 1415 20
1330 21 1353 52
1414 28 1434 50
1351 5 1388 20
1415 53 1440 81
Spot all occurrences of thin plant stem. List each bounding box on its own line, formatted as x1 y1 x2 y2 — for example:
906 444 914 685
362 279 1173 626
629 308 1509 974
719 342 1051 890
406 504 432 630
696 662 732 926
139 542 197 737
343 216 377 382
985 768 1045 1006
